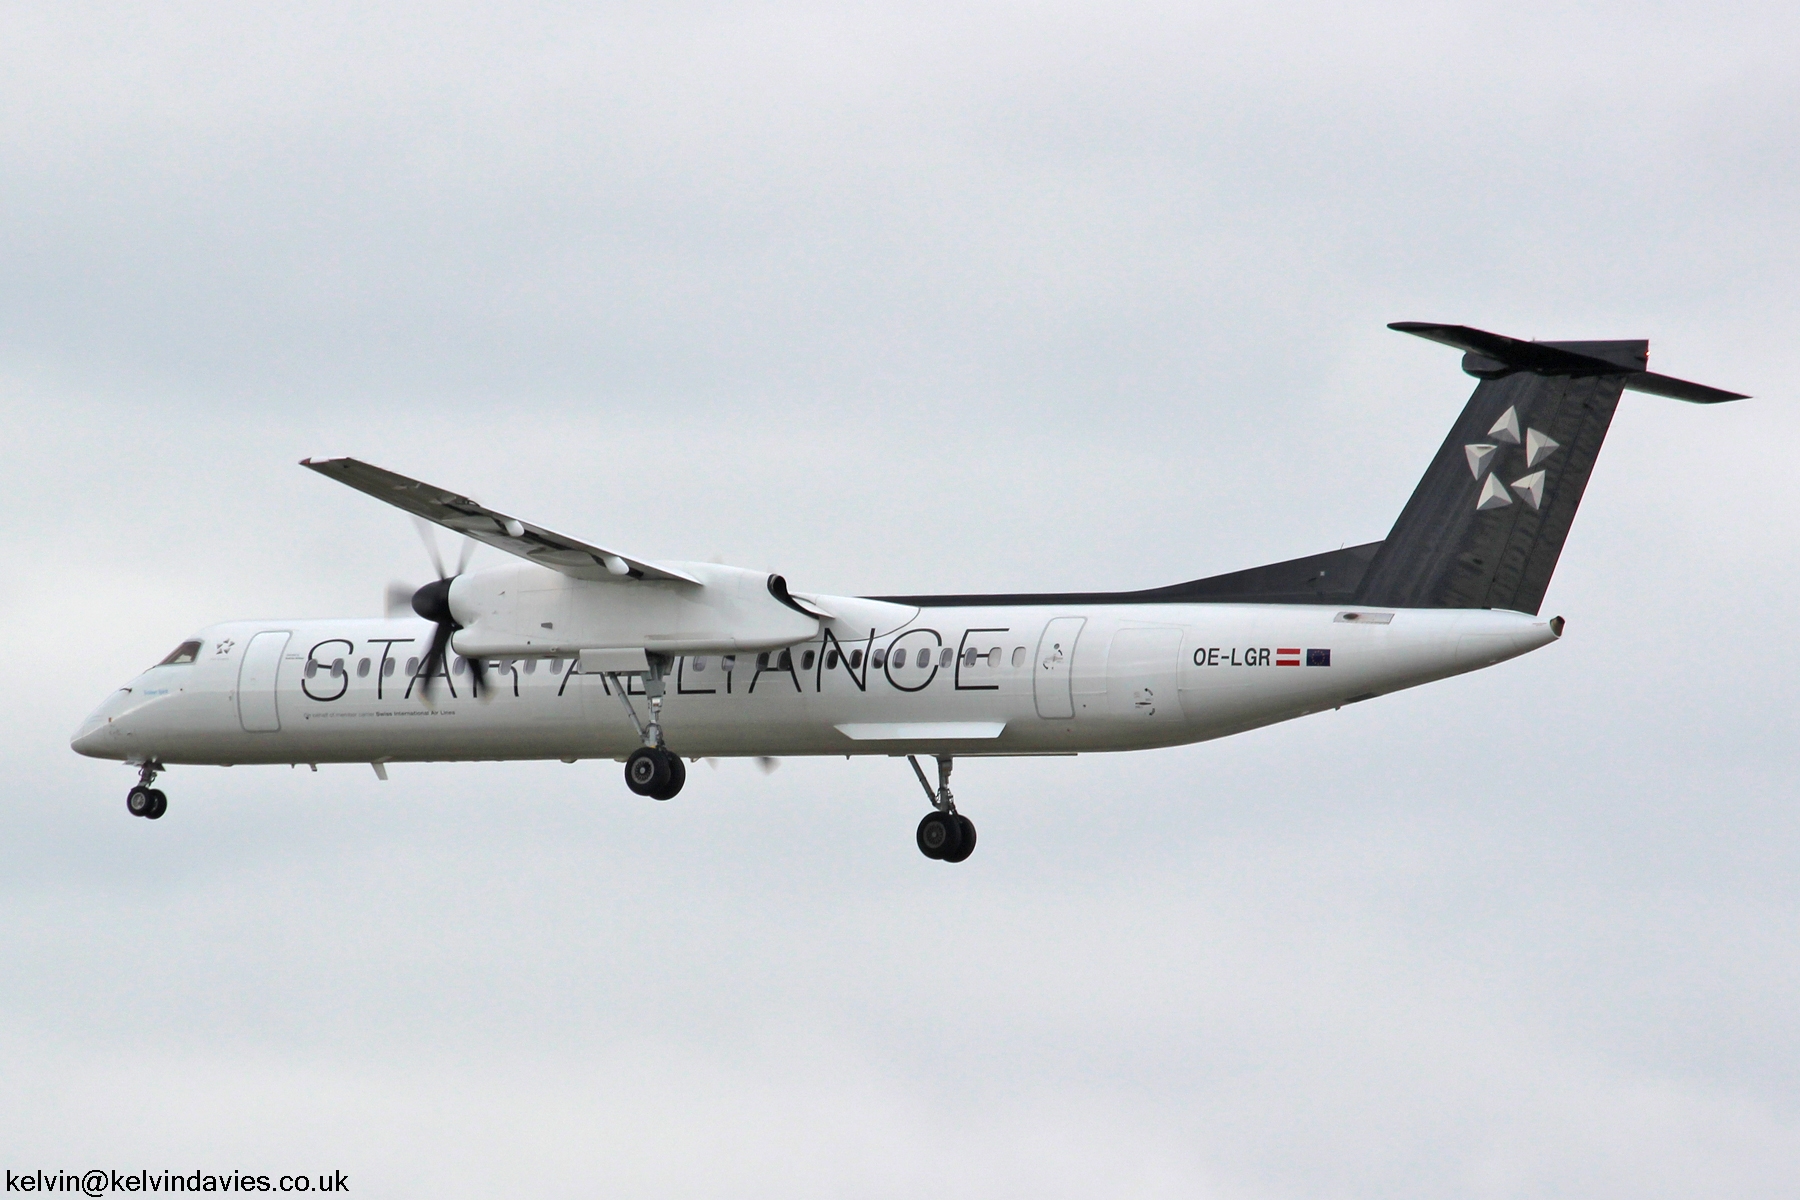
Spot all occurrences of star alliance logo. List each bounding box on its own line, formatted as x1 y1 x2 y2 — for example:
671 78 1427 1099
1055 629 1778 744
1465 406 1558 511
215 638 236 656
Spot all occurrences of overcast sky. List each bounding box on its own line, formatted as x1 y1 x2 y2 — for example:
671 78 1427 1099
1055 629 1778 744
5 3 1798 1196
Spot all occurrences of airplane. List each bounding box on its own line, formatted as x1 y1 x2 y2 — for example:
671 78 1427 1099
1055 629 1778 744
71 322 1746 862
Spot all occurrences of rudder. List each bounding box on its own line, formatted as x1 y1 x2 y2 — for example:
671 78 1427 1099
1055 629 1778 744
1355 369 1624 614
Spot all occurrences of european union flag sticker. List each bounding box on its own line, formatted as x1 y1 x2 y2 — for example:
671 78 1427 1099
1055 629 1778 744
1306 649 1330 667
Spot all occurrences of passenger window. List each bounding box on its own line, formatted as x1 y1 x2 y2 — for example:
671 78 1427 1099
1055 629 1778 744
524 659 537 675
937 648 950 668
547 657 563 673
304 660 319 679
453 657 467 676
157 640 202 667
802 650 816 670
692 657 707 673
722 655 736 672
757 652 770 670
777 650 791 670
405 657 420 675
988 647 1001 668
872 649 887 669
356 658 370 678
330 658 345 678
826 650 840 669
963 647 978 668
850 650 863 669
1011 646 1025 667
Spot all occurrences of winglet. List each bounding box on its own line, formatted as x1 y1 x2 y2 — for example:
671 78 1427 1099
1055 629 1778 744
1389 322 1748 404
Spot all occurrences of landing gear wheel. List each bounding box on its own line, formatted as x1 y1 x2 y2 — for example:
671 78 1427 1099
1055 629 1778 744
916 811 963 860
649 754 686 801
144 789 167 820
625 747 670 797
943 815 976 863
127 786 154 818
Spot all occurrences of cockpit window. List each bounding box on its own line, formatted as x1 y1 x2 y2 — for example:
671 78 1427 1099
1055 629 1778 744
156 640 202 667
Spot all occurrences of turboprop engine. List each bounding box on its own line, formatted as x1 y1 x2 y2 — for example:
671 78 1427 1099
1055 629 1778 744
444 560 825 659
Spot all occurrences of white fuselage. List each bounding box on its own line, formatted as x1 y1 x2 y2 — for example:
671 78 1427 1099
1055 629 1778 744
72 591 1557 767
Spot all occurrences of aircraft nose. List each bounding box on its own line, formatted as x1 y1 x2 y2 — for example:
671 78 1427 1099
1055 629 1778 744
70 720 118 758
70 690 134 760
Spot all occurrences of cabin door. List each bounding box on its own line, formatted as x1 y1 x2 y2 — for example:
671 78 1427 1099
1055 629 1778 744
237 631 290 732
1033 617 1086 719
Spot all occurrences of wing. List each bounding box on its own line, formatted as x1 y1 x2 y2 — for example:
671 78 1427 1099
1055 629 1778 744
301 457 700 584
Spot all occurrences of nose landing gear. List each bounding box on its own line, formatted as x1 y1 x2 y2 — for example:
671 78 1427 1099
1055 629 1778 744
909 755 975 863
127 762 168 820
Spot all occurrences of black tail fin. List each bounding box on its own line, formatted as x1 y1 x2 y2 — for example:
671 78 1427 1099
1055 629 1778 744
1354 323 1746 615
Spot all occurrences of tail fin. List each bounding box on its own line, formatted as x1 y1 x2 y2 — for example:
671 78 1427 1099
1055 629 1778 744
1354 323 1746 615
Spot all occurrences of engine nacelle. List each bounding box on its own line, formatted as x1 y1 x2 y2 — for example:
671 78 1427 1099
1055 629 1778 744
447 561 822 658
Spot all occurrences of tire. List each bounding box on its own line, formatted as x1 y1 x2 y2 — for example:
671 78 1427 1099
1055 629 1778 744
943 815 976 863
916 811 961 860
650 753 686 801
625 747 670 796
127 786 154 817
144 789 167 820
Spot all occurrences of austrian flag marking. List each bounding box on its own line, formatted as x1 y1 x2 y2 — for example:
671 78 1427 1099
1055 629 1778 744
1276 648 1301 666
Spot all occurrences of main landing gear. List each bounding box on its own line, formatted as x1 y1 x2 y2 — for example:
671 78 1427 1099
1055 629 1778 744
910 755 976 863
609 655 687 801
625 746 686 801
126 762 167 820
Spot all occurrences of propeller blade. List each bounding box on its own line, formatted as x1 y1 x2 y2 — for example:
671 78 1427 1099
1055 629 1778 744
411 621 454 700
384 582 417 618
412 516 449 580
755 757 780 775
704 758 719 770
455 535 477 577
467 654 486 700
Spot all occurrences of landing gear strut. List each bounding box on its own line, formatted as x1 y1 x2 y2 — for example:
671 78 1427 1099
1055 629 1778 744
910 755 975 863
126 762 167 820
610 655 685 800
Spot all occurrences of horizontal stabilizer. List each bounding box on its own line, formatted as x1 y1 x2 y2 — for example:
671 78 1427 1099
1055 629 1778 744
1389 322 1747 404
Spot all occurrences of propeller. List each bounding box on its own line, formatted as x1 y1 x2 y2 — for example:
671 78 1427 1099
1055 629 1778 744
703 757 780 773
402 519 486 701
384 582 416 618
411 516 476 580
